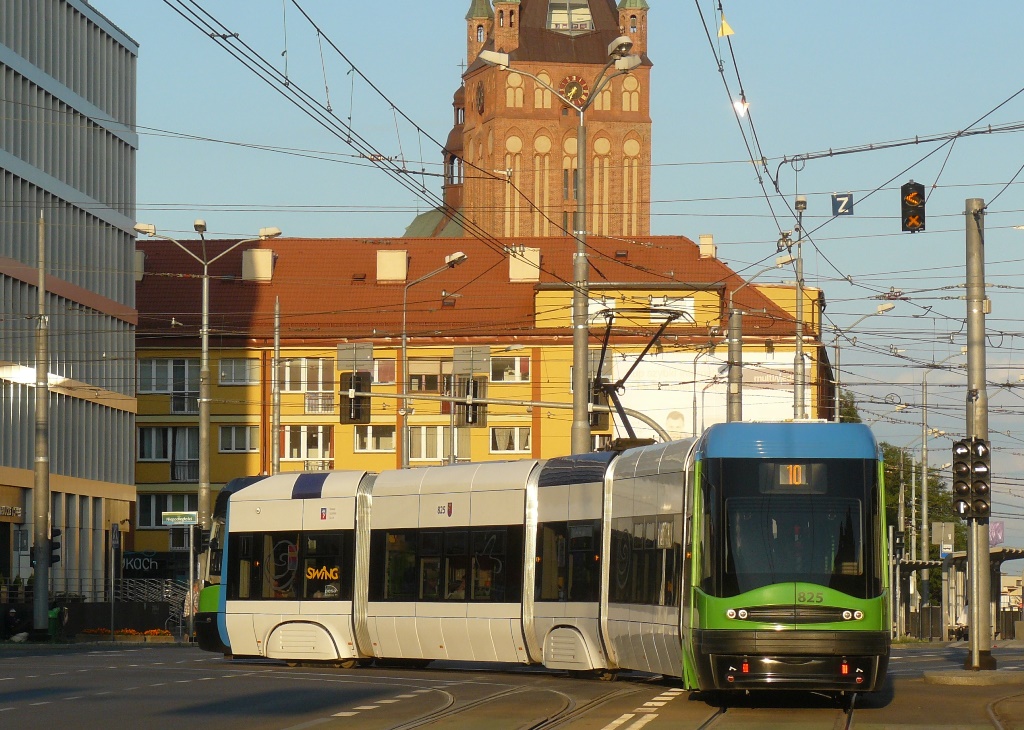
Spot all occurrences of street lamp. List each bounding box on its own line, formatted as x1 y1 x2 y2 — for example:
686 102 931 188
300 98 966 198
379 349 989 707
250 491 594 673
726 252 794 421
831 302 896 422
134 221 281 530
479 38 641 455
401 251 467 469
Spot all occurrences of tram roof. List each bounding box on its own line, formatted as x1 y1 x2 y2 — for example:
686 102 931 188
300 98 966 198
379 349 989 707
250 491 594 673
701 421 878 460
229 470 370 501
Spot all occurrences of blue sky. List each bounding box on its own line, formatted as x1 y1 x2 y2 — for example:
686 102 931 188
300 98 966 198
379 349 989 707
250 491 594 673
93 1 1024 552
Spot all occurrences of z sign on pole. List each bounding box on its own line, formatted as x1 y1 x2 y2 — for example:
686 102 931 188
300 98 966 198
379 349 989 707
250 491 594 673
831 193 854 216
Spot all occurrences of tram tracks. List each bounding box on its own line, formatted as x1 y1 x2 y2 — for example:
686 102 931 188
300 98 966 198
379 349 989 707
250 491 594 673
387 683 647 730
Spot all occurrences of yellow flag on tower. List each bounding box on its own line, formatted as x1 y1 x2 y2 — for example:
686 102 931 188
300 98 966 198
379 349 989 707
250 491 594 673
718 15 735 37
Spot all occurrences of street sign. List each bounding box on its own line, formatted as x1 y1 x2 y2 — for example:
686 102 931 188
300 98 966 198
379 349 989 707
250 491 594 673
161 511 199 526
831 192 854 216
111 523 120 549
940 543 953 559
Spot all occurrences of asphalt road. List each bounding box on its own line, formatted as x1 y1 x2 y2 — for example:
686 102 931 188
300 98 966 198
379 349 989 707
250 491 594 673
2 643 1024 729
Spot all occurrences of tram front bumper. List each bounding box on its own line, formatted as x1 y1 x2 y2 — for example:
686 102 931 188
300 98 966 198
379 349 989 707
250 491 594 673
695 629 890 692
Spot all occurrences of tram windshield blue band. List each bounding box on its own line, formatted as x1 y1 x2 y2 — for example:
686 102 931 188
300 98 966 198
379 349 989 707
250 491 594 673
292 472 329 499
702 422 877 459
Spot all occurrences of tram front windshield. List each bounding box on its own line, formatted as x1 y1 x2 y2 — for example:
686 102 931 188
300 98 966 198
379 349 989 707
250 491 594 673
703 458 880 599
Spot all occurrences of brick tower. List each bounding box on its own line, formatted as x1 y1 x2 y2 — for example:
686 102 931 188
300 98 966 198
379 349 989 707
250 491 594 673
454 0 652 239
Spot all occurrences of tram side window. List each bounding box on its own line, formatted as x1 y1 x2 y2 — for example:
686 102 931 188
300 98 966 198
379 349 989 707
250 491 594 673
608 516 681 607
536 520 600 602
302 532 353 600
226 531 300 600
368 526 523 602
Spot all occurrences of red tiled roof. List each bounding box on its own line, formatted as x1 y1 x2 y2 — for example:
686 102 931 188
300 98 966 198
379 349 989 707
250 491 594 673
135 235 794 346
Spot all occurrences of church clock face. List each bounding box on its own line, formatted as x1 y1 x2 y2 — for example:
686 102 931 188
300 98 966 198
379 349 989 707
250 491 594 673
475 82 485 114
560 75 590 106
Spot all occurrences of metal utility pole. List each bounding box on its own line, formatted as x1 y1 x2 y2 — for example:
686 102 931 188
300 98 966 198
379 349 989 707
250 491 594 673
272 297 281 475
965 198 994 670
32 212 51 638
793 196 806 420
570 112 591 456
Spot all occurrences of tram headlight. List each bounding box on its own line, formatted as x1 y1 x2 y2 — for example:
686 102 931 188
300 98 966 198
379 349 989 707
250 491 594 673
737 609 748 620
854 610 863 620
842 610 853 620
726 609 737 619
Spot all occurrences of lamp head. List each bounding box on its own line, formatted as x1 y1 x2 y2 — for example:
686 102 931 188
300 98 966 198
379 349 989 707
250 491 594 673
614 55 641 72
477 50 510 68
259 227 282 240
795 195 807 212
877 302 896 314
193 219 207 234
608 35 633 58
445 251 468 268
133 222 156 237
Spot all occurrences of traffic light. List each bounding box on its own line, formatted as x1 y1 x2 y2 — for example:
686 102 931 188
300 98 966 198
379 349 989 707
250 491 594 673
951 439 972 518
191 525 210 553
969 437 992 518
49 529 61 565
456 376 487 427
893 530 905 561
589 378 610 430
339 371 371 424
900 180 925 232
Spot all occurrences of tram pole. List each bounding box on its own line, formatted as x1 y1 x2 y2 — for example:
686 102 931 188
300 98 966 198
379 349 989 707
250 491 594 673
964 198 994 670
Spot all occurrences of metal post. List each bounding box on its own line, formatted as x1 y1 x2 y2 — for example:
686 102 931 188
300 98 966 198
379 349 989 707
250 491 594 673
570 110 591 456
794 237 805 420
33 212 50 639
198 262 211 530
727 307 743 422
965 197 994 670
401 287 410 469
833 337 841 422
921 376 930 608
188 526 195 642
272 297 281 475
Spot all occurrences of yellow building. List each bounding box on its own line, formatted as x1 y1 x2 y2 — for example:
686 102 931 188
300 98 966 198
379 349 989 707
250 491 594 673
132 234 826 578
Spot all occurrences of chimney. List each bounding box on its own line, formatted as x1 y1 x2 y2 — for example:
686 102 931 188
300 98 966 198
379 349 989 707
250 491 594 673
699 234 717 259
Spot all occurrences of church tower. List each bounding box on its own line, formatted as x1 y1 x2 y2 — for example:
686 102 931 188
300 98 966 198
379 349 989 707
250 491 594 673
455 0 652 239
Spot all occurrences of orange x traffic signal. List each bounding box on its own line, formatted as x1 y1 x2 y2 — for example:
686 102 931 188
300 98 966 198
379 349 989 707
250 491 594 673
901 180 925 232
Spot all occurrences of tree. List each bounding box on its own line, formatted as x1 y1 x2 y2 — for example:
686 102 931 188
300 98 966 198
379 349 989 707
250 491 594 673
837 389 862 423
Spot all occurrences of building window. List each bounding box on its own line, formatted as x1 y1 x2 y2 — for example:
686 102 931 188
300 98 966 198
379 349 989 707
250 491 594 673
139 358 199 412
490 356 529 383
373 359 396 385
355 425 395 453
138 427 170 461
408 359 452 393
630 14 637 33
546 1 594 32
138 425 199 481
278 357 334 392
477 24 484 42
490 426 530 453
219 358 259 385
220 425 259 452
410 426 470 462
138 493 198 529
281 425 333 461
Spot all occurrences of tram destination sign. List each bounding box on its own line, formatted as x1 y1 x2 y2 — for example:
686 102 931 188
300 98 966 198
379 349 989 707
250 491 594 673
161 511 199 526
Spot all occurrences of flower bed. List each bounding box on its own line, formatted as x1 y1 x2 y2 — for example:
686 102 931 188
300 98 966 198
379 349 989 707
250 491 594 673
78 628 177 643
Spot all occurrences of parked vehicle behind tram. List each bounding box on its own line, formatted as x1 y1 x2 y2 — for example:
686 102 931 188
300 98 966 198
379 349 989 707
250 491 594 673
200 421 889 693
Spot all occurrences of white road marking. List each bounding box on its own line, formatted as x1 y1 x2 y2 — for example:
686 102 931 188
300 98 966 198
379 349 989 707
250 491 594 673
599 714 636 730
625 715 659 730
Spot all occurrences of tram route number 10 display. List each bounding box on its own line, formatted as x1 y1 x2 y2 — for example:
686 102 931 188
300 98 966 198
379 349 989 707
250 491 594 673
760 462 827 495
